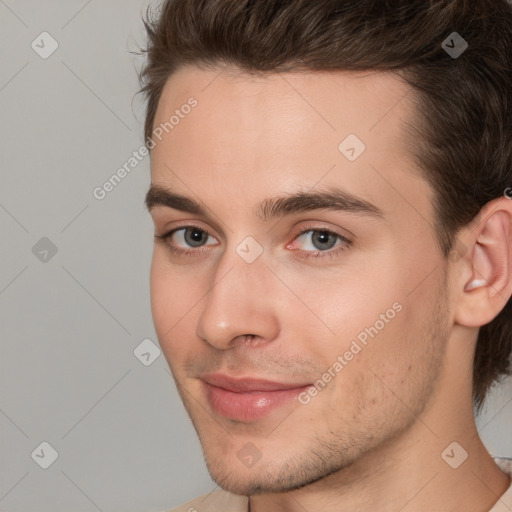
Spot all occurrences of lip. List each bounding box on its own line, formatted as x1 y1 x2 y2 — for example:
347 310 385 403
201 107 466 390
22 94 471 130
201 373 312 422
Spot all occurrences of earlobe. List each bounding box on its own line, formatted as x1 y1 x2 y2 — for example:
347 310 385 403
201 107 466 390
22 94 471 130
464 278 487 292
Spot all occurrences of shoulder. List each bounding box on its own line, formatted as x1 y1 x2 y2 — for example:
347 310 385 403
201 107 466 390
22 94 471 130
165 489 249 512
494 456 512 476
490 457 512 512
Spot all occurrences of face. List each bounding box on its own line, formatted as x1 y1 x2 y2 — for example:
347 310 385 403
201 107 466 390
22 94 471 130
147 65 452 494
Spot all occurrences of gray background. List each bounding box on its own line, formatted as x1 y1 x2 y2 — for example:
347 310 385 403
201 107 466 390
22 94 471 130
0 1 511 511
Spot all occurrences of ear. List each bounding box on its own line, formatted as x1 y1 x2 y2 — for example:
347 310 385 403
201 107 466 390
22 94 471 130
454 196 512 328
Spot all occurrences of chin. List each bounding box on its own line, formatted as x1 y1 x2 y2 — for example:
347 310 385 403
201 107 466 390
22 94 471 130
201 442 357 496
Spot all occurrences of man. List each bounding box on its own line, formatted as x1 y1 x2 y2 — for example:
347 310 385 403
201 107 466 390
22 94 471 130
140 1 512 510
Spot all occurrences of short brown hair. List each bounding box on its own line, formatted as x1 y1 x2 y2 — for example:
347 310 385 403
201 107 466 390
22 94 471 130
138 0 512 410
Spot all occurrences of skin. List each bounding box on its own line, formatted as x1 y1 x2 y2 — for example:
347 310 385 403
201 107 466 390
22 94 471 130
146 64 512 512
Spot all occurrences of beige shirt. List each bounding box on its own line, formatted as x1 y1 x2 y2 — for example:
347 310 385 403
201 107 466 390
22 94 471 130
167 457 512 512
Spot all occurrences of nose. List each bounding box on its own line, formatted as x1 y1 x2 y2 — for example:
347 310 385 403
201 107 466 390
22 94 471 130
195 249 280 350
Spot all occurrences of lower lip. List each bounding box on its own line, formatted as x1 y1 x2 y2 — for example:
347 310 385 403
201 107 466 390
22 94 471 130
203 382 311 422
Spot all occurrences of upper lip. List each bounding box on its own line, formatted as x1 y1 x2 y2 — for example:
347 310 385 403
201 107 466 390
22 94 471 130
201 373 312 393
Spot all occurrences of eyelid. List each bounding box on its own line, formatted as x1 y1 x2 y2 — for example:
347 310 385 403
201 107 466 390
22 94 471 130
155 220 220 240
154 224 219 245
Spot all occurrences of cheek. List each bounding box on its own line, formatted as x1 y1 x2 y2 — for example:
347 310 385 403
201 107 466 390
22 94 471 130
337 286 446 414
150 261 197 377
280 263 403 357
149 252 198 345
296 262 442 393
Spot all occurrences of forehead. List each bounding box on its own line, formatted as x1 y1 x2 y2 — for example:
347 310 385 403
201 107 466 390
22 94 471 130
152 65 413 148
149 64 431 225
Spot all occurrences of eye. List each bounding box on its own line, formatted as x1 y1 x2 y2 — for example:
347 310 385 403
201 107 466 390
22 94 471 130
173 227 215 248
288 228 351 259
154 225 351 260
154 226 218 253
296 230 341 251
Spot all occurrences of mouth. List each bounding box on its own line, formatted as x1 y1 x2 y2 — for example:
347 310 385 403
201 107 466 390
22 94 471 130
200 373 313 422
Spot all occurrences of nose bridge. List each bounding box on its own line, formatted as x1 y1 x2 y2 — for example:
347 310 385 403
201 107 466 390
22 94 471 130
195 242 280 349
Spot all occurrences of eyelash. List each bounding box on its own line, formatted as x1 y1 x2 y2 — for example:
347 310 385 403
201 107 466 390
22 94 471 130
154 225 352 260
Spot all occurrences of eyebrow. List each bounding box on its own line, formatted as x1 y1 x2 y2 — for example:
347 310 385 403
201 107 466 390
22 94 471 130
145 184 384 221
